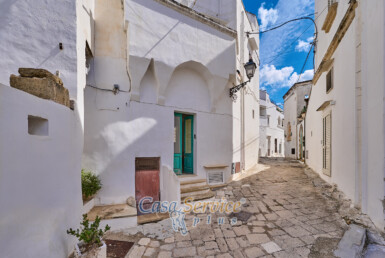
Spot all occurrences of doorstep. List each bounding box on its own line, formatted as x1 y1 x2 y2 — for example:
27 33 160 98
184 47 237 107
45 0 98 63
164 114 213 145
137 212 170 225
87 204 137 221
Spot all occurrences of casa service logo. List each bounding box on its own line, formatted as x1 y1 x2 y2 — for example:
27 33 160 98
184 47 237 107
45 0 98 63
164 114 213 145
138 197 247 235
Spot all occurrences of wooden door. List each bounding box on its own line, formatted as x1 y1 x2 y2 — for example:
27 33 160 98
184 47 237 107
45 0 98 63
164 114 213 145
183 115 194 173
323 114 331 176
135 158 160 215
173 113 182 174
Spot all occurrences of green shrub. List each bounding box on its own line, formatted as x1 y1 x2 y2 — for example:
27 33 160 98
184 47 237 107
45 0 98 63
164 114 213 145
81 169 102 199
67 214 110 253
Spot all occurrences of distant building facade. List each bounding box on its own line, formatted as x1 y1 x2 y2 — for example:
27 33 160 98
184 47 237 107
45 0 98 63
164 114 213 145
283 80 312 159
259 90 284 157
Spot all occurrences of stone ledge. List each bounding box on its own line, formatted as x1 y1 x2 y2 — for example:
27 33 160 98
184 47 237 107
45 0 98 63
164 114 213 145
10 68 70 108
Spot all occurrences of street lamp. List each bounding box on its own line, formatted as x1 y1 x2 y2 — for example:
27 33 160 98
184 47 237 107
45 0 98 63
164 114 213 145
230 58 257 100
244 59 257 80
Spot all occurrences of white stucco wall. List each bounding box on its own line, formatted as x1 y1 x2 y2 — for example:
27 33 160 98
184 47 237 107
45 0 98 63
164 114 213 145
307 0 385 230
235 1 260 171
0 0 79 102
0 85 83 258
360 0 385 230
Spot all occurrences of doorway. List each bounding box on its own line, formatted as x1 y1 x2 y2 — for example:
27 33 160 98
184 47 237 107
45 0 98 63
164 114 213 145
174 113 194 175
135 157 160 215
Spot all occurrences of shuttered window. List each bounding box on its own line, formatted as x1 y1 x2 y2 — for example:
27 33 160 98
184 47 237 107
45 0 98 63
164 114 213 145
322 113 331 176
326 67 333 93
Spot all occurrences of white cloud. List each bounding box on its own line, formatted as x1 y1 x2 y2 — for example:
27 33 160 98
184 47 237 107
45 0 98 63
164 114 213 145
259 0 314 64
295 36 314 52
260 65 313 88
258 3 279 30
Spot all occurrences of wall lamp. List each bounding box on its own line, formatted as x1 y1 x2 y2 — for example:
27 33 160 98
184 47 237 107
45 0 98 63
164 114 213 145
230 58 257 100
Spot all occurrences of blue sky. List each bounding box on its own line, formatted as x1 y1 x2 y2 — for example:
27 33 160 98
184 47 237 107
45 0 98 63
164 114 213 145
243 0 315 106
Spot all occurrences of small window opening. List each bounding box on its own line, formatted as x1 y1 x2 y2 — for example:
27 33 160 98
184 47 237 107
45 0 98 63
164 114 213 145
28 115 48 136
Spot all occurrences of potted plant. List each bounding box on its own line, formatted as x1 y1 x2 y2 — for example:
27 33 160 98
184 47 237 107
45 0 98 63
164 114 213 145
67 214 110 258
81 169 102 202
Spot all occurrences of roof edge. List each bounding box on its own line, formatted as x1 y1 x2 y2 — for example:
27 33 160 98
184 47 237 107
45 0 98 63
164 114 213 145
282 80 313 100
154 0 237 38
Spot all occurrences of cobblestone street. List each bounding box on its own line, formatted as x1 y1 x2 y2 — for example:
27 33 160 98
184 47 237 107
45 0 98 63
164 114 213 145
106 158 359 257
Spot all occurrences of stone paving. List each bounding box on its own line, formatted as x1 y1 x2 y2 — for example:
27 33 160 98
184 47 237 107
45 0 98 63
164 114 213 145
106 158 365 257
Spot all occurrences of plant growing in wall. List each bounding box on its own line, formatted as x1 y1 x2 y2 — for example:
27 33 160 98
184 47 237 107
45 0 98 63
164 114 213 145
81 169 102 201
67 214 110 258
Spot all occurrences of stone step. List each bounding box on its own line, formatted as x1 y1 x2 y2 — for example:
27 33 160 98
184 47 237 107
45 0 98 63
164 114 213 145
180 179 207 186
181 188 212 198
181 184 210 194
137 212 170 225
181 190 215 202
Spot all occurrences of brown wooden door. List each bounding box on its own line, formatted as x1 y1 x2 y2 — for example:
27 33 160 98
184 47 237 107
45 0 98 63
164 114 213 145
135 158 160 215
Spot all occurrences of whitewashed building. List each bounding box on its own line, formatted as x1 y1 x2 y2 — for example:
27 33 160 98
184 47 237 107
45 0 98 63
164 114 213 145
259 90 284 157
0 0 96 256
0 0 260 255
283 80 312 159
82 0 260 217
306 0 385 231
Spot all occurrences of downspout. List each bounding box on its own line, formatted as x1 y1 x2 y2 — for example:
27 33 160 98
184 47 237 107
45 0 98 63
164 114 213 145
240 11 246 171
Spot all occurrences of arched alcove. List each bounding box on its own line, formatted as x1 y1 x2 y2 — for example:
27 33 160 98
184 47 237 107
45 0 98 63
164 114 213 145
164 61 212 112
139 59 158 104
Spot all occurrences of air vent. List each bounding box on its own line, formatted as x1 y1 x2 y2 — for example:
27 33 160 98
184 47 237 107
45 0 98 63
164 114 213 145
208 171 224 185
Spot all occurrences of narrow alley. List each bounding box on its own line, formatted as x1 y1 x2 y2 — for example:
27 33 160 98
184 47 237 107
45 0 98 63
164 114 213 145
106 158 379 257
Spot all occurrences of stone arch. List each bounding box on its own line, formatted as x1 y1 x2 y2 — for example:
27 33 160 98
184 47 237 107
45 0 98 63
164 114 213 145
164 61 213 112
139 59 158 104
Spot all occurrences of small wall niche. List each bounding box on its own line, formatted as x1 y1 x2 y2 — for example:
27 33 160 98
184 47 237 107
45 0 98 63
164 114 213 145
28 115 49 136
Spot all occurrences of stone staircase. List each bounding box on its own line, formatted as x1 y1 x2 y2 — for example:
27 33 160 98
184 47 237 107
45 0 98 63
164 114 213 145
180 179 215 202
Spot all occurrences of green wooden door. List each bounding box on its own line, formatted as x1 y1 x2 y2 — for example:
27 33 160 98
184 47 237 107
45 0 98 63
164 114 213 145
183 115 194 173
173 113 182 174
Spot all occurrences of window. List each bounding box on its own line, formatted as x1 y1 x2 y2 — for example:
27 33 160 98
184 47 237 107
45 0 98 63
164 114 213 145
326 67 333 93
278 117 281 126
252 109 255 119
267 116 270 126
291 148 295 155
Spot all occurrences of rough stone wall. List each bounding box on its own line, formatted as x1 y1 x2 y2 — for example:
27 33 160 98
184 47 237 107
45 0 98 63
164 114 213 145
10 68 70 108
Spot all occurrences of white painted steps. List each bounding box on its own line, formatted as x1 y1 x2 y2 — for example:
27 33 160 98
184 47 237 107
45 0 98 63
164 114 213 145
180 179 215 202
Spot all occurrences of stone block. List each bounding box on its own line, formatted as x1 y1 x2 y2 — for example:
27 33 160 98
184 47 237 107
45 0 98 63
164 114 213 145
334 224 366 258
18 68 63 85
10 73 70 108
173 247 196 257
261 241 282 254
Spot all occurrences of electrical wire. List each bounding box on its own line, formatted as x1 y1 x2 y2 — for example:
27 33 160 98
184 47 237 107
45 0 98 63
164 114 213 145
264 5 327 65
86 84 130 93
247 16 317 36
296 43 314 84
